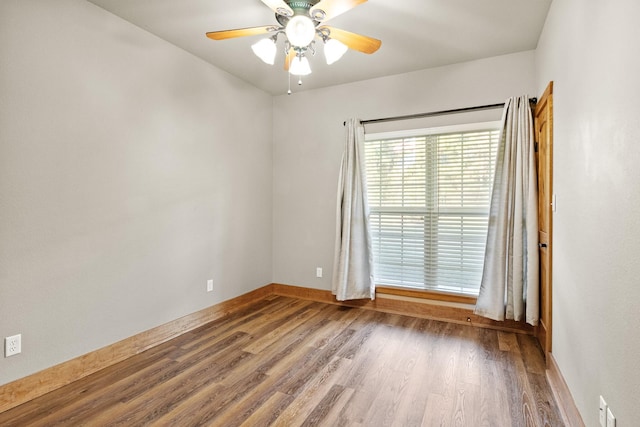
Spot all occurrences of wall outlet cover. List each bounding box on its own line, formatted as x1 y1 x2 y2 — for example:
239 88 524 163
599 395 607 427
207 279 214 292
606 407 616 427
5 334 22 357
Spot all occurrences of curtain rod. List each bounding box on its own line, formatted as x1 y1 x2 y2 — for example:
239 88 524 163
343 98 537 126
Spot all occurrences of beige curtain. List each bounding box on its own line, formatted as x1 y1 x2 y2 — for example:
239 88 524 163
475 96 539 325
332 118 375 301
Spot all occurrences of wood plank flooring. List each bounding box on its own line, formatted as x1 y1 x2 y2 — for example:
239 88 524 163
0 296 563 426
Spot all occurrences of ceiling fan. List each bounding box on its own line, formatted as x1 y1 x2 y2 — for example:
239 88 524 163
205 0 381 82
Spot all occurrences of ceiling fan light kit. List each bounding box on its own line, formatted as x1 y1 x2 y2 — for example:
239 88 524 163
324 38 348 64
289 56 312 75
251 37 278 64
206 0 381 93
285 15 316 47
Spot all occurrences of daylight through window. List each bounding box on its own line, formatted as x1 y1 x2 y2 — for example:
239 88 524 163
364 122 500 295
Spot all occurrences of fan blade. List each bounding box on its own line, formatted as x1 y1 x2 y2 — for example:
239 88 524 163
284 48 296 71
320 26 381 54
206 26 278 41
311 0 367 22
260 0 294 16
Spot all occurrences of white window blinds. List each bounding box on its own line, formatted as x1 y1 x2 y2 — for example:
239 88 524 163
364 123 500 295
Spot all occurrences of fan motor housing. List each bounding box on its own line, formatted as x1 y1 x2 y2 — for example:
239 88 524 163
277 0 322 26
288 1 321 17
287 1 320 11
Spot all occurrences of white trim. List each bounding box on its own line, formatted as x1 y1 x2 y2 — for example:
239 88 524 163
365 120 502 141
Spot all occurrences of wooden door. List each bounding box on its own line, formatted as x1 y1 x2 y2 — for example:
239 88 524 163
535 82 553 359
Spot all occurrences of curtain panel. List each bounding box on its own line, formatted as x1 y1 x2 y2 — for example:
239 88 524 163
332 118 375 301
475 96 540 325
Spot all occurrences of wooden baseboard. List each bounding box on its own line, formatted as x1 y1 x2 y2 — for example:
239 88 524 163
0 282 534 413
0 285 274 413
546 352 585 427
271 283 533 335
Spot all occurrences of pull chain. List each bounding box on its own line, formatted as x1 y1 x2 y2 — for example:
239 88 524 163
287 46 292 95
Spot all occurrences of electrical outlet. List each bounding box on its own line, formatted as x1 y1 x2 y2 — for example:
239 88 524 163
599 396 607 427
606 407 616 427
316 267 323 278
207 279 214 292
5 334 21 357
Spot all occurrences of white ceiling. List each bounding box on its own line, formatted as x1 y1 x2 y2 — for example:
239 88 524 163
86 0 552 95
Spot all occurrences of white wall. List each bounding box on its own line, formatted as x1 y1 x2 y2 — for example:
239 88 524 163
7 3 636 424
0 0 273 386
536 0 640 425
273 51 537 290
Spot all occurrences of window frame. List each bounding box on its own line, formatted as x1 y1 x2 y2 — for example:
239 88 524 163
365 120 501 297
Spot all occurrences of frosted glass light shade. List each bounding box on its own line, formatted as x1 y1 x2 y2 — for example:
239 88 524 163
285 15 316 47
251 38 277 65
289 56 312 76
324 38 348 64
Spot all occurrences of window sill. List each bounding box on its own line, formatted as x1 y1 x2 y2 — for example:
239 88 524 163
375 286 477 305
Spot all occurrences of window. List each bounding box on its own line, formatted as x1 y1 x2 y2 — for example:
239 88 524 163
364 122 500 295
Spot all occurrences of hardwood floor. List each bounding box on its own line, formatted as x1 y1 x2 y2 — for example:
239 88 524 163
0 296 563 426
